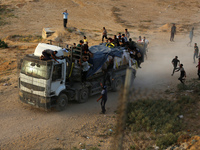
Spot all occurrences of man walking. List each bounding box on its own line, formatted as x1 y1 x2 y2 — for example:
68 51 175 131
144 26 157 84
170 23 176 42
62 10 69 28
97 85 107 114
171 56 180 76
176 64 186 84
187 27 194 47
194 43 199 63
102 27 107 43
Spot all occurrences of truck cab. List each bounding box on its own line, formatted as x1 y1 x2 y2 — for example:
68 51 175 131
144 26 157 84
19 43 69 110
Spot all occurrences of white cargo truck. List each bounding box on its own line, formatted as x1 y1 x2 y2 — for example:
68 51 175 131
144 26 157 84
18 43 136 111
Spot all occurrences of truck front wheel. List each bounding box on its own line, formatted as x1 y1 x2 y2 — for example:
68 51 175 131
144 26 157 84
112 77 123 92
56 94 68 111
78 88 89 103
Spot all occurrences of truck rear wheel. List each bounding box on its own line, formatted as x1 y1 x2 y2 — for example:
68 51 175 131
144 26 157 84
56 94 68 111
78 88 89 103
112 77 123 92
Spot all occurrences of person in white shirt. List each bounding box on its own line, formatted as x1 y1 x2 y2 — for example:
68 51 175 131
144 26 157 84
79 57 89 82
62 10 69 28
125 29 130 39
142 36 149 59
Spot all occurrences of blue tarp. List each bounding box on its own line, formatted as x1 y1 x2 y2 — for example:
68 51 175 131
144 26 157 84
87 44 126 77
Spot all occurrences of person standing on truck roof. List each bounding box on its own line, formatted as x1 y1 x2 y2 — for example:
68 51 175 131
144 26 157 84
79 57 89 82
170 23 176 42
112 35 120 46
97 85 107 114
102 27 107 43
62 10 69 28
83 36 88 45
40 49 60 63
171 56 180 76
125 29 130 39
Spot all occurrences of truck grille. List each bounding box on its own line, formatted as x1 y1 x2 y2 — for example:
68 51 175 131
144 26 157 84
21 81 45 91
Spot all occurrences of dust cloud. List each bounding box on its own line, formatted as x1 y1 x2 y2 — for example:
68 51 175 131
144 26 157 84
133 34 198 92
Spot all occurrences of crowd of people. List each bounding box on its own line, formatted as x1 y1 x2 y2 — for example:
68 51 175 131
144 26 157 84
101 27 150 68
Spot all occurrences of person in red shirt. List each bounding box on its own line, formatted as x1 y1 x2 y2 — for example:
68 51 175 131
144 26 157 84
137 36 142 43
196 58 200 79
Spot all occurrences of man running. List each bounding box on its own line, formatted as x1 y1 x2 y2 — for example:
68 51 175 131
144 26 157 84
171 56 180 76
175 64 186 84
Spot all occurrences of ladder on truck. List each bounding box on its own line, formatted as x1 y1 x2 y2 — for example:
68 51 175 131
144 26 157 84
69 47 83 82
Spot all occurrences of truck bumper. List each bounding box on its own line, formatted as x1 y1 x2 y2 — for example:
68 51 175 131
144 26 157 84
19 90 51 110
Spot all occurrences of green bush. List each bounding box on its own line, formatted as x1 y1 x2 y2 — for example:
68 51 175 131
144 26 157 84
0 39 8 48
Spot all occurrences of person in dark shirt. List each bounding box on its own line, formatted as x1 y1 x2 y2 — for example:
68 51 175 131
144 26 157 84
40 49 60 63
112 35 120 46
194 43 199 63
77 40 84 49
175 64 186 84
97 85 107 114
171 56 180 76
170 23 176 42
196 58 200 79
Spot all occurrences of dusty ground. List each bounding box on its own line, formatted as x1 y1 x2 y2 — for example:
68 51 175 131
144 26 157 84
0 0 200 149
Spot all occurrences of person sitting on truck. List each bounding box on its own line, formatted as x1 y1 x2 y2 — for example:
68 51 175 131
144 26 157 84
106 38 115 48
40 49 60 63
83 36 88 45
79 57 89 82
112 35 120 47
77 40 84 50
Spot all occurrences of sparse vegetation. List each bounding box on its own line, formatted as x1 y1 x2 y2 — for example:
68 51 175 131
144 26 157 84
6 35 42 43
0 5 15 26
126 87 199 149
0 39 8 48
125 79 200 149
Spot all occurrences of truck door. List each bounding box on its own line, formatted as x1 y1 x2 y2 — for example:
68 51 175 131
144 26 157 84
51 63 64 95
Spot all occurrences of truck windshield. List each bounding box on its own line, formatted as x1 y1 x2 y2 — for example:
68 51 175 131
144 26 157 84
21 60 52 79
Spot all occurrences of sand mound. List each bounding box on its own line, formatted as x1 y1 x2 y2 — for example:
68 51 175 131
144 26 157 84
159 23 171 32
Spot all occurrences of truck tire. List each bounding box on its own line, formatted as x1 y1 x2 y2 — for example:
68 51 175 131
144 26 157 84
112 77 123 92
56 93 68 111
78 88 89 103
